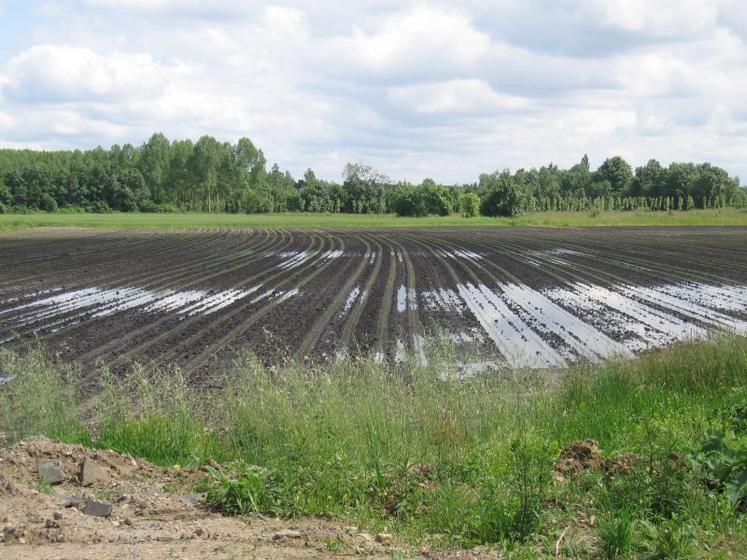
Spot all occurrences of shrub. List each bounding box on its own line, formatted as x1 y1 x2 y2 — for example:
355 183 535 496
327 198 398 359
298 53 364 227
459 192 480 218
480 173 528 217
138 200 180 213
690 404 747 510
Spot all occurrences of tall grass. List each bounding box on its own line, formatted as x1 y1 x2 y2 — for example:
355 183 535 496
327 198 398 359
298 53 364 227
1 335 745 554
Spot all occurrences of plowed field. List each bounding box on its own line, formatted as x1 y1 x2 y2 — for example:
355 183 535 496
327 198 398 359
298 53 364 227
1 227 745 384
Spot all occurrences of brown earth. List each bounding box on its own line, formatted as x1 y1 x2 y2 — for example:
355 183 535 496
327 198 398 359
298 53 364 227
0 437 494 560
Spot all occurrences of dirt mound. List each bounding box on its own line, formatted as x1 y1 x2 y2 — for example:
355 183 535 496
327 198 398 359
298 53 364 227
603 452 639 477
554 439 602 481
0 438 490 559
0 436 165 486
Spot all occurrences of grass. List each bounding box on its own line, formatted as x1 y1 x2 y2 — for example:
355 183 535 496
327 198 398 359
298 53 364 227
1 208 746 233
1 336 746 557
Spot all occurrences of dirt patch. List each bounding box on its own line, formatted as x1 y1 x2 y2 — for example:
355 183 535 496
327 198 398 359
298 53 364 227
0 438 495 560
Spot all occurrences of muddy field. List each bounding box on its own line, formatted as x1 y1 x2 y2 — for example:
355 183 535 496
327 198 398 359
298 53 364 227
0 227 745 384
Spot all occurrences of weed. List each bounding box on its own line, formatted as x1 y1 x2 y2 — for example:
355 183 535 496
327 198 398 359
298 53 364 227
36 479 53 494
598 509 635 559
643 518 696 560
325 538 342 551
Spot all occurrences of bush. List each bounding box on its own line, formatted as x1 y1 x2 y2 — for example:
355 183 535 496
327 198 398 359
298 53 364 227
480 173 528 217
690 404 747 510
138 200 180 213
459 192 480 218
85 200 112 213
39 194 58 212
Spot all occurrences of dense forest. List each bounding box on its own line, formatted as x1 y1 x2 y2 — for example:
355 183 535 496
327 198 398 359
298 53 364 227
0 133 744 217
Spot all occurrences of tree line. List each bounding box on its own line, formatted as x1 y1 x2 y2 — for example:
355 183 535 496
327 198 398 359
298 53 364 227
0 133 744 216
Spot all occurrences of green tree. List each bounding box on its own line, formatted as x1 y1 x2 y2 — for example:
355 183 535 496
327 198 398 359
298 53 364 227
139 132 171 203
595 156 633 193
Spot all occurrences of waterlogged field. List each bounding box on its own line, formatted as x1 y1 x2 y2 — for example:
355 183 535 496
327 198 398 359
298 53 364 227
1 226 746 383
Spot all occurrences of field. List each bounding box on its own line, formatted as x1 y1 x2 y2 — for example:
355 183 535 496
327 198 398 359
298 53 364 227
1 225 745 384
1 208 747 233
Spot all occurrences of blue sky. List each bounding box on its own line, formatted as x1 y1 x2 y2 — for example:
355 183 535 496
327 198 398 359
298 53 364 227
0 0 745 183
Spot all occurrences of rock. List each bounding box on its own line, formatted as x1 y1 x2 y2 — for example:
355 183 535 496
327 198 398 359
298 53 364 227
53 511 64 521
82 500 113 518
37 460 65 485
57 495 85 509
80 456 104 486
554 439 602 481
179 493 205 507
273 529 302 540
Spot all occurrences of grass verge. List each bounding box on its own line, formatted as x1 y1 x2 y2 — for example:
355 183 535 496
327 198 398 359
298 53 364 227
1 336 746 557
1 208 746 233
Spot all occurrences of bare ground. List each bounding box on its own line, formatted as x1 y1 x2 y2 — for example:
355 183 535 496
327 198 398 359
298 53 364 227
0 438 494 560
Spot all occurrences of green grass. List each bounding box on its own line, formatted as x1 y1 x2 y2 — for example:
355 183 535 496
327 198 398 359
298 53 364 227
1 336 746 557
1 208 746 233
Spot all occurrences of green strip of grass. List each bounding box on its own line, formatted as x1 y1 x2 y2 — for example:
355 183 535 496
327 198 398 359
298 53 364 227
1 208 746 233
1 336 746 557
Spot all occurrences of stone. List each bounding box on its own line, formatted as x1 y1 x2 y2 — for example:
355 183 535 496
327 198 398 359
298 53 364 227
82 500 113 518
37 460 65 485
272 529 302 540
179 493 205 507
80 456 104 487
57 495 85 509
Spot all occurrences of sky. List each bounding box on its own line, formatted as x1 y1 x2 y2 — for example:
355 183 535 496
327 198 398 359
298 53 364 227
0 0 745 183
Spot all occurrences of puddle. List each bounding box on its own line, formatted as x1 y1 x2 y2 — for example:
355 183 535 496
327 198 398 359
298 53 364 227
0 283 291 343
436 249 484 261
342 286 361 314
396 286 407 312
422 288 464 312
456 282 566 369
499 283 631 362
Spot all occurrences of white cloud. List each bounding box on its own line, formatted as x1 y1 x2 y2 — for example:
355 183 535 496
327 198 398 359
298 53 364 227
3 45 177 103
388 80 528 114
589 0 718 36
346 4 490 77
